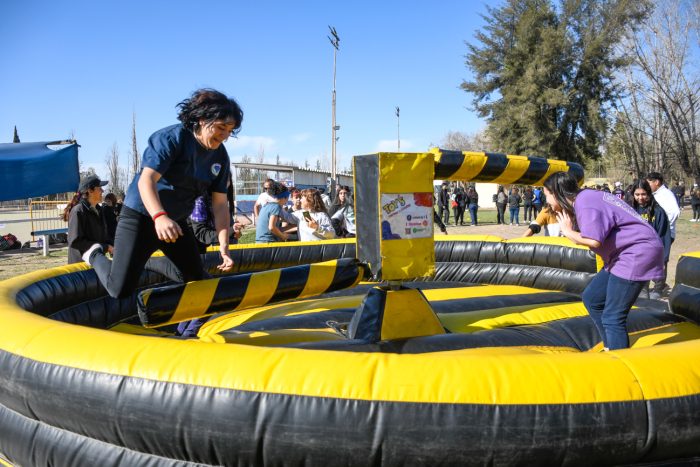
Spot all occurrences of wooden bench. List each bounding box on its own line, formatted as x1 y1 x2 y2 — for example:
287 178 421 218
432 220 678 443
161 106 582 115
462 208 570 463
30 228 68 256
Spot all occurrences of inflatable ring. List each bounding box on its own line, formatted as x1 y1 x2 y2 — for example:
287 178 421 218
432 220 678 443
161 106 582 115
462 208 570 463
1 237 700 466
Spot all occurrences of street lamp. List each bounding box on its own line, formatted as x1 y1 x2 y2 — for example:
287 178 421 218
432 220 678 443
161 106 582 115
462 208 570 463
395 106 400 151
328 26 340 196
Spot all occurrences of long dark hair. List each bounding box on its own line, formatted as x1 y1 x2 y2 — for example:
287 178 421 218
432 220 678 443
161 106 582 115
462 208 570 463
632 179 656 220
62 192 83 222
177 89 244 137
542 172 581 220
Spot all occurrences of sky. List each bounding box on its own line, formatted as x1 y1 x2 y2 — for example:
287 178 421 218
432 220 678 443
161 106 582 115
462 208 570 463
1 0 488 178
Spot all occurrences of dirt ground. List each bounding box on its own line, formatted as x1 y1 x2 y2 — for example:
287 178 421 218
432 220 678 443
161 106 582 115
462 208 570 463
1 208 698 283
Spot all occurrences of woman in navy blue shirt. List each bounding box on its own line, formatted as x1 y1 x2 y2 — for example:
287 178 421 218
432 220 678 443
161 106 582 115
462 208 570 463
84 89 243 304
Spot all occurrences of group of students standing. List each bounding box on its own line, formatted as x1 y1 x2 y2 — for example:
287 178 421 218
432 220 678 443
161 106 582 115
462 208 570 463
253 180 355 243
437 182 480 226
494 186 544 226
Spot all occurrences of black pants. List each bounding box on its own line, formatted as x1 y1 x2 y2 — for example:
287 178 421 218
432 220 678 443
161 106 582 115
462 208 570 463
92 206 204 299
439 205 450 225
496 203 506 224
453 206 465 225
523 204 534 222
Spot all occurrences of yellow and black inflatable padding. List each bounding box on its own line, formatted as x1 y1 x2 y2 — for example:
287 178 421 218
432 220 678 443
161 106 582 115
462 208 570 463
199 281 690 354
2 242 700 466
138 258 368 327
431 147 585 185
346 286 445 341
670 252 700 323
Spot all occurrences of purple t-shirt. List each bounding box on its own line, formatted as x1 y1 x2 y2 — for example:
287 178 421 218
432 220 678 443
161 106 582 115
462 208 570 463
575 189 664 281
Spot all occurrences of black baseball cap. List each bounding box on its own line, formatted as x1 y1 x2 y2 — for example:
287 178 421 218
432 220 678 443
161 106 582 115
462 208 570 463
79 174 108 192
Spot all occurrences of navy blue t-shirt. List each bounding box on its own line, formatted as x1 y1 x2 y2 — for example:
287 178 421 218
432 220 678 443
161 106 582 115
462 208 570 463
124 124 231 221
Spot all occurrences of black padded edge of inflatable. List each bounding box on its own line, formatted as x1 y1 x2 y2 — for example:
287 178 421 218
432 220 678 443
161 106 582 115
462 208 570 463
670 283 700 324
434 241 598 273
1 348 690 466
0 403 197 467
675 255 700 289
422 262 595 294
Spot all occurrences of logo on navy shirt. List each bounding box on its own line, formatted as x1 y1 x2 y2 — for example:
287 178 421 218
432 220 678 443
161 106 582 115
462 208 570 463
211 163 222 176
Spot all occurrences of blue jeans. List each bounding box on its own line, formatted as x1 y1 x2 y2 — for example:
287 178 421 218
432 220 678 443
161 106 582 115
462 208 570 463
581 269 645 350
468 204 478 225
509 207 520 224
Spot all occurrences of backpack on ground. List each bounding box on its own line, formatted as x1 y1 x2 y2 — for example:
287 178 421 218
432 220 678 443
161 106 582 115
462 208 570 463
0 234 20 251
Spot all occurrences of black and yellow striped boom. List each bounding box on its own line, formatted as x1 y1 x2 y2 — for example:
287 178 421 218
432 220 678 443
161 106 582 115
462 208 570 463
137 258 369 328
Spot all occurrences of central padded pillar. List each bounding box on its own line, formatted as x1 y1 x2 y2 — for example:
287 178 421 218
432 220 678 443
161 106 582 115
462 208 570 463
347 287 445 342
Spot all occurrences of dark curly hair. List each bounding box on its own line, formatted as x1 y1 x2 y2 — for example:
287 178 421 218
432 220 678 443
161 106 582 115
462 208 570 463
177 88 243 136
266 181 289 199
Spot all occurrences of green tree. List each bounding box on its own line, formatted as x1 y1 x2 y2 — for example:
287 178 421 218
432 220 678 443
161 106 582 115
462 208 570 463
463 0 650 165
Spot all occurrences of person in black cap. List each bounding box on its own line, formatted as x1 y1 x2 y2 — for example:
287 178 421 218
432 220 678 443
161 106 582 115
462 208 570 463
62 174 112 264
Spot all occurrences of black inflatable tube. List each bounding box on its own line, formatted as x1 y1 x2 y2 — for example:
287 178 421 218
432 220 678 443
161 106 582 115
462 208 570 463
7 238 700 465
0 349 660 466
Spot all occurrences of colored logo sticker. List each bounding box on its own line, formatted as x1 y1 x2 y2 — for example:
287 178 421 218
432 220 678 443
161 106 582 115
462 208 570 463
211 163 222 176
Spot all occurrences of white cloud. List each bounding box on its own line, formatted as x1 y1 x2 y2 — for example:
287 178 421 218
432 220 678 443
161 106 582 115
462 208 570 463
227 135 277 153
374 139 415 152
292 132 312 143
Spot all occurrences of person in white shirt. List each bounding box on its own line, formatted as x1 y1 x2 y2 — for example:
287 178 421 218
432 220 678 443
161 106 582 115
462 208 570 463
319 187 332 210
254 178 276 217
646 172 680 298
290 189 336 241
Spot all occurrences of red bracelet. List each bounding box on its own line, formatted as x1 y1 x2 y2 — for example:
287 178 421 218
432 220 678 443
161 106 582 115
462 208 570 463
152 211 167 221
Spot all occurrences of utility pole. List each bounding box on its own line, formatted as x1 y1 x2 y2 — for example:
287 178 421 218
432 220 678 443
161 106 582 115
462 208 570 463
395 106 400 151
328 26 340 197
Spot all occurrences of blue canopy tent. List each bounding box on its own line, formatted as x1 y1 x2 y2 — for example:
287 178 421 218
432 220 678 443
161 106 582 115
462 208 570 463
0 141 80 201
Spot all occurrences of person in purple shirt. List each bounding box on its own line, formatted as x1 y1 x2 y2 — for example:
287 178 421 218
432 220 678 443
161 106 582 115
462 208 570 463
543 172 664 350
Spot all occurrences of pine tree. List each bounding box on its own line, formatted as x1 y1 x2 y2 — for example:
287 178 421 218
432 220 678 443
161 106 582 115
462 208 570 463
462 0 651 164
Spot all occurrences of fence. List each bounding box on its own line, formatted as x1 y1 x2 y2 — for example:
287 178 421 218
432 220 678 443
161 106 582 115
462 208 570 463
29 201 68 241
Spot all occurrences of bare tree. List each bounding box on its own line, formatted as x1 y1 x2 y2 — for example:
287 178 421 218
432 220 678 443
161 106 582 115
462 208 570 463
237 154 256 194
440 129 491 152
620 0 700 182
129 112 140 183
256 145 265 164
105 142 124 197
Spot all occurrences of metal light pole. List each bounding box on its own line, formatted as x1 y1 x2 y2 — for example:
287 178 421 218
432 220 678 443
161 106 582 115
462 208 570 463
395 106 400 151
328 26 340 196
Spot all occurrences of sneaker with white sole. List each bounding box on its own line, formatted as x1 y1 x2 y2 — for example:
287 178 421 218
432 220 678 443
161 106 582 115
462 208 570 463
82 243 103 266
